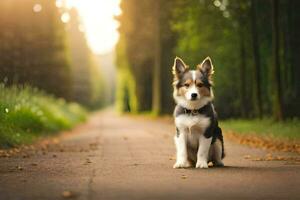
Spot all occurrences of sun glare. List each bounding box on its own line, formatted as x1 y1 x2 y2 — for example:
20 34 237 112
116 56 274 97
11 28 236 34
60 0 121 55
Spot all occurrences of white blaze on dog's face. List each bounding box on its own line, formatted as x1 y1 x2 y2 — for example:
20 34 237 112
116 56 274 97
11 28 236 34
172 57 214 110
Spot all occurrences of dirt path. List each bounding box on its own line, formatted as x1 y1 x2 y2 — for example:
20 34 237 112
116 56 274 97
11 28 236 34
0 110 299 200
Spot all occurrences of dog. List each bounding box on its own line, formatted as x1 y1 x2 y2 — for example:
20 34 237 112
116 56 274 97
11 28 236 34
172 56 225 168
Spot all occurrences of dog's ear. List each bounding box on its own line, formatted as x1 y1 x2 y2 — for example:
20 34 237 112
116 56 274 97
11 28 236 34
197 57 214 78
173 57 187 77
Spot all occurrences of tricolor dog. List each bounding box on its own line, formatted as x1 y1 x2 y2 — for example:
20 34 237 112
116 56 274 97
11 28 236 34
172 57 225 169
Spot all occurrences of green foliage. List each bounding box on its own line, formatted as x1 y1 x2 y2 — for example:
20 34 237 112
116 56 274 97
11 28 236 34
116 0 176 114
171 0 300 119
116 0 300 119
172 0 241 117
116 68 138 113
115 35 138 113
116 0 154 112
220 118 300 140
88 57 107 109
0 84 86 148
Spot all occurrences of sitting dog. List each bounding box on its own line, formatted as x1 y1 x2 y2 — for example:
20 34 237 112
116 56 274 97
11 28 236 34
172 57 225 168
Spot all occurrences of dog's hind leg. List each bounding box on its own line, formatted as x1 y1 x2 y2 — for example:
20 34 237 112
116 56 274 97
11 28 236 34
211 139 224 167
187 146 197 166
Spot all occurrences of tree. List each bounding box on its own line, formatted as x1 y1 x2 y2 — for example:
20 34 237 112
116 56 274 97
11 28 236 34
250 0 262 117
271 0 283 120
0 0 72 99
152 1 161 115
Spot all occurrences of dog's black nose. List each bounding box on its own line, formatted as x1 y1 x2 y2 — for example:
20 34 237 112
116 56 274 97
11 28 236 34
191 93 198 99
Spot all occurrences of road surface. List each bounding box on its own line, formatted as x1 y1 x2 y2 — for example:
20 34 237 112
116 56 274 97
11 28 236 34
0 110 299 200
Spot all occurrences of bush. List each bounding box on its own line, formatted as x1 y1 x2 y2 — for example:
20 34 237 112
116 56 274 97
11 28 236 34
0 84 86 148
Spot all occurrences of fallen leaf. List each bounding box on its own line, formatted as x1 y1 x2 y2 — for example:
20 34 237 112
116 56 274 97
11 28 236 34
22 154 30 158
225 131 300 154
181 175 187 179
252 157 264 161
62 191 73 198
275 156 284 161
169 156 175 160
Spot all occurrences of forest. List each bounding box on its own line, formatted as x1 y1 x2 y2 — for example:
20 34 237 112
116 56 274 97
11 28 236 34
0 0 106 109
0 0 106 147
116 0 300 120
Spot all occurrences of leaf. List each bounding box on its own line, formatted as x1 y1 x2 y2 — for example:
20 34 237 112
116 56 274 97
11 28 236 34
62 191 73 198
181 175 187 179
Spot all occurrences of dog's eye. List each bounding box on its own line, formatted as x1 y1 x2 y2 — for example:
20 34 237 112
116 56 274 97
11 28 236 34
197 83 204 87
184 83 190 88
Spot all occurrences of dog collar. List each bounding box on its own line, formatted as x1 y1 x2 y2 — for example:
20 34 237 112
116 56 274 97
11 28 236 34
183 103 210 115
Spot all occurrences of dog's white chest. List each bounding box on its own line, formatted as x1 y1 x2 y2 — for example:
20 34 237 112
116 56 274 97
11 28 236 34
175 114 211 134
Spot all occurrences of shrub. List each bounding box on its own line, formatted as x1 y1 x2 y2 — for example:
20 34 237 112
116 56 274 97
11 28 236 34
0 84 86 148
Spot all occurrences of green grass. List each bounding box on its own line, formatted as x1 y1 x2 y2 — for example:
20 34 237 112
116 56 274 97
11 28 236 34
220 118 300 140
0 84 87 148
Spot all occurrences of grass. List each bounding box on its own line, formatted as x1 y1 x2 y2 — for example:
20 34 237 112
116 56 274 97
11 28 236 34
0 84 87 148
220 118 300 141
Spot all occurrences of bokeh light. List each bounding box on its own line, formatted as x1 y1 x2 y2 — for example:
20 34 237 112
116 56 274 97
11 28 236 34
61 12 70 23
33 4 42 13
63 0 121 54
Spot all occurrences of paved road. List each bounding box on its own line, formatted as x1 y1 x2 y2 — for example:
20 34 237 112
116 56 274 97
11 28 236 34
0 110 299 200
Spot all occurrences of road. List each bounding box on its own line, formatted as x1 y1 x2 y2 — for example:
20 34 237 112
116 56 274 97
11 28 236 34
0 110 299 200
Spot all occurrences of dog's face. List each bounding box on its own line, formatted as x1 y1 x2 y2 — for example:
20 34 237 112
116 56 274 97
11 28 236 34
172 57 214 109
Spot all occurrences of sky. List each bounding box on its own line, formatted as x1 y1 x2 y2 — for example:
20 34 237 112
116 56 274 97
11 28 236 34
57 0 121 55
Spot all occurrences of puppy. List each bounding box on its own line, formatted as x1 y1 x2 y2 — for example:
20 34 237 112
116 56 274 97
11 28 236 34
172 57 225 168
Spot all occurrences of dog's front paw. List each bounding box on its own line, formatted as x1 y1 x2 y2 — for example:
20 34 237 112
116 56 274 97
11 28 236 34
196 160 208 169
173 160 192 169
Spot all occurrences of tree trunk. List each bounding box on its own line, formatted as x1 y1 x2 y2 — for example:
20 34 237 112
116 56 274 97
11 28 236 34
271 0 283 120
239 27 247 118
290 0 300 117
250 0 262 118
152 1 161 115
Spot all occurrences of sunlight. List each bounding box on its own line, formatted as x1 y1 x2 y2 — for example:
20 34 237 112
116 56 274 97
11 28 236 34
61 12 70 23
33 4 42 13
61 0 121 54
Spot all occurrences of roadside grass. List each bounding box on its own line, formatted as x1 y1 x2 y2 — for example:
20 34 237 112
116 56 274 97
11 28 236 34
220 118 300 141
0 84 87 148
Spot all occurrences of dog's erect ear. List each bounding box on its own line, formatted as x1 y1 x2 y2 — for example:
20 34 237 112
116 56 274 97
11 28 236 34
173 57 187 77
198 57 214 78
